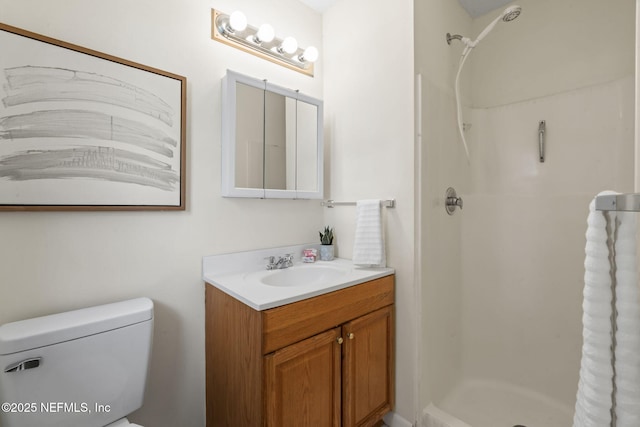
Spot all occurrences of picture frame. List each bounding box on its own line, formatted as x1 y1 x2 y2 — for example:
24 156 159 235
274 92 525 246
0 23 187 211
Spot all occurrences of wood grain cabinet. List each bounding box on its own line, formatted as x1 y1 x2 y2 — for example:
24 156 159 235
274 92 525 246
205 274 395 427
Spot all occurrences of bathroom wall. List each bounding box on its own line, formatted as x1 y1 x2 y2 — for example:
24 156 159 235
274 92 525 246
461 0 635 411
637 0 640 190
413 0 472 410
322 0 417 422
0 0 323 425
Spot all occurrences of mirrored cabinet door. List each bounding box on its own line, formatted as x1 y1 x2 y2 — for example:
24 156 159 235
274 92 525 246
296 99 319 194
235 82 265 190
264 89 291 191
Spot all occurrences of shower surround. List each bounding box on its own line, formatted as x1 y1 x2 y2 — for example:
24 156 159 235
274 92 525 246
416 0 635 425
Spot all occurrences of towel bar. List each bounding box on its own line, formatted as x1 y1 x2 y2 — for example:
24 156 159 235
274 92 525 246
321 199 395 208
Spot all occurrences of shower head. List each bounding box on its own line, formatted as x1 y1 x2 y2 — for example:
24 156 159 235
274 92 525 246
473 5 522 46
449 4 523 162
502 5 522 22
446 5 522 47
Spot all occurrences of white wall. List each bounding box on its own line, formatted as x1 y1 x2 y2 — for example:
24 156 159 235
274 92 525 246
637 0 640 191
0 0 323 425
414 0 472 410
322 0 417 422
470 0 636 108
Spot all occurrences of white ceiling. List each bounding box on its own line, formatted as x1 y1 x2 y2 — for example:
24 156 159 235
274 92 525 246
298 0 336 13
299 0 514 18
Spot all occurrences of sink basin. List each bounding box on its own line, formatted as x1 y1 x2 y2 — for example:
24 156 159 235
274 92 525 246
255 264 351 287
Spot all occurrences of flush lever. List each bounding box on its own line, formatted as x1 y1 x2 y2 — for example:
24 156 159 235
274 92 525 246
4 357 42 373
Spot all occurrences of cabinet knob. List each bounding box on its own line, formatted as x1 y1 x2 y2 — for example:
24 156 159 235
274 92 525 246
347 333 355 340
337 337 344 344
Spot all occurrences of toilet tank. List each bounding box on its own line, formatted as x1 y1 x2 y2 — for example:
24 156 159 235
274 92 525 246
0 297 153 427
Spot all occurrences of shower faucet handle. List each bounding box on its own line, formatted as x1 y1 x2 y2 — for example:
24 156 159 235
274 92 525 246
447 196 463 209
445 187 463 215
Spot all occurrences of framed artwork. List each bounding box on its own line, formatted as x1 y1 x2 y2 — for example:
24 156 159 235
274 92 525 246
0 23 187 211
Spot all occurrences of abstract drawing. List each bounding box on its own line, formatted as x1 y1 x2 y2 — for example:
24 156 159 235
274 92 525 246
0 24 186 210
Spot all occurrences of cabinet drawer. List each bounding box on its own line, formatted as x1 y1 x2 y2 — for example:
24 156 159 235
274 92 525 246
261 275 394 354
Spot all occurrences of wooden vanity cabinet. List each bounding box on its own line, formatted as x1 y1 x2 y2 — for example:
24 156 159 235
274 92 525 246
205 274 394 427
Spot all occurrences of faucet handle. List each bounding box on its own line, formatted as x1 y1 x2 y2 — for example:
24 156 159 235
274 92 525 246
283 253 294 266
264 256 276 269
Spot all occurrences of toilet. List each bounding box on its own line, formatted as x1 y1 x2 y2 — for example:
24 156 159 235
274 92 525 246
0 297 154 427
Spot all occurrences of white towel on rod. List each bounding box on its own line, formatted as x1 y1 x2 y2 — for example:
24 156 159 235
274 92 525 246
352 199 386 267
573 191 640 427
613 209 640 427
573 192 615 427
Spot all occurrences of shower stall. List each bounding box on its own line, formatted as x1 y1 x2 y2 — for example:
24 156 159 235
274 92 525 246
415 0 636 426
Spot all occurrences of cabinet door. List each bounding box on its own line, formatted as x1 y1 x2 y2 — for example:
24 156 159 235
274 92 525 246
265 326 342 427
342 306 394 427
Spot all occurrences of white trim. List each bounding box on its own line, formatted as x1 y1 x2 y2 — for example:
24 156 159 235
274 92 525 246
384 411 414 427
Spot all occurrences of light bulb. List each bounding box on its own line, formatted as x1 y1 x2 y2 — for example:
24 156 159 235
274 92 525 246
255 24 275 43
228 11 247 32
299 46 319 63
279 37 298 54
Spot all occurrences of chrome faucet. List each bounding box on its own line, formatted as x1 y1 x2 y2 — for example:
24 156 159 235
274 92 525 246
265 254 294 270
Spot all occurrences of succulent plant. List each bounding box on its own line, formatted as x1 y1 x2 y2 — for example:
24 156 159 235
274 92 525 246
319 226 334 245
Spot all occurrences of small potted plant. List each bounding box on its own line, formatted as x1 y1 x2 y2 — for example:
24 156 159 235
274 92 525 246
319 226 335 261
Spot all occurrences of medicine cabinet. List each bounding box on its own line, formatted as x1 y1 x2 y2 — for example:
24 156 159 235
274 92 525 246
221 70 324 199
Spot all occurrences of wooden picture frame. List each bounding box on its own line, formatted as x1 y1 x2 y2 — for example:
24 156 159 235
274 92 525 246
0 23 187 211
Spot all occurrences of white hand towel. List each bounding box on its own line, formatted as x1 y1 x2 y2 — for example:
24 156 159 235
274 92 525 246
352 199 386 267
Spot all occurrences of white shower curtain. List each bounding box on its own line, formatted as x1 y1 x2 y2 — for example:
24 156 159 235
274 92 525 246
573 193 640 427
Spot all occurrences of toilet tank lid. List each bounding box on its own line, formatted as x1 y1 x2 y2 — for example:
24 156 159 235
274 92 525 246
0 297 153 355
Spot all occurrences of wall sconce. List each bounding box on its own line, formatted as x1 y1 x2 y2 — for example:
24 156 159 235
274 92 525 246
211 9 318 77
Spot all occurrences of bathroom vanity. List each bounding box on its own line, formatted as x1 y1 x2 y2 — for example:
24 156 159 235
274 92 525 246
203 249 394 427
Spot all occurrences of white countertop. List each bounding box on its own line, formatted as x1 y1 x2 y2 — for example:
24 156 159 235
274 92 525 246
202 244 394 311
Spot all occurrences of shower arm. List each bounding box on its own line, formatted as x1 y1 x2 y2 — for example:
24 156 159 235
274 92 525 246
447 13 503 48
447 33 474 48
447 5 522 163
446 33 462 45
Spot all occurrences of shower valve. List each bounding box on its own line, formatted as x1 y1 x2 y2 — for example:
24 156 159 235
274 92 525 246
445 187 463 215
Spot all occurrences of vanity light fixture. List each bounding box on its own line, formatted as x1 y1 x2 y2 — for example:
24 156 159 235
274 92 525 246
300 46 319 63
211 9 318 77
228 11 248 32
255 24 275 44
278 36 298 54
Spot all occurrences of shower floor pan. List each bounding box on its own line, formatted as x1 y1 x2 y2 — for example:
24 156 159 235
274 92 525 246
425 379 573 427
